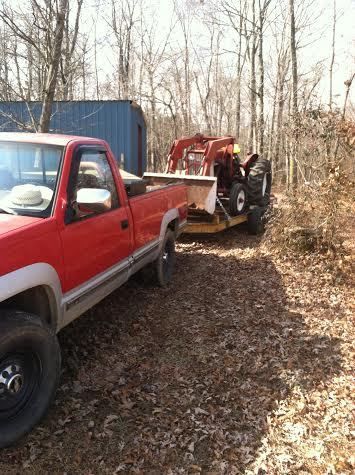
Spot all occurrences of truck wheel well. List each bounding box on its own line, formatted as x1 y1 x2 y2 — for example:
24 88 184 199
0 286 55 330
168 218 179 236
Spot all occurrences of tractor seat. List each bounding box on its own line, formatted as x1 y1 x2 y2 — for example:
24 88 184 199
77 161 104 189
240 153 259 174
77 172 101 189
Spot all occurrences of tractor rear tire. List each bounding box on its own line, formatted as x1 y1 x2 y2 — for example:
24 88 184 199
247 157 272 207
247 206 265 235
229 183 247 216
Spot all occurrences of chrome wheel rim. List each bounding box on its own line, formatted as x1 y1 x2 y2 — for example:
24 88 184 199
0 364 24 395
161 237 174 283
262 174 267 196
162 244 170 274
0 352 40 420
237 189 246 212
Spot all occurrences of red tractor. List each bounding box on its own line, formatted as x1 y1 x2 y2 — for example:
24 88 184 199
163 133 272 216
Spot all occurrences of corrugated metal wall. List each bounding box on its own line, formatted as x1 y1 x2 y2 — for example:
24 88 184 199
0 100 147 175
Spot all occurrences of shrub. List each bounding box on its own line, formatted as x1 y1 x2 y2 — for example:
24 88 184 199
265 169 354 262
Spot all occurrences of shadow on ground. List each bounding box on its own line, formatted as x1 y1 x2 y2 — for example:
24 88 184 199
0 230 343 473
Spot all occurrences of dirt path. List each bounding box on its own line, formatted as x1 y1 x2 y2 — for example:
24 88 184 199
1 227 353 474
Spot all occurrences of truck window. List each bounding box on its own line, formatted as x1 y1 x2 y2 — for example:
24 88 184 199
0 141 63 217
70 150 119 218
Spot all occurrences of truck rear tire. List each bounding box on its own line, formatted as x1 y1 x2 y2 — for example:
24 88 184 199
229 183 247 216
153 229 176 287
247 157 272 206
0 311 61 448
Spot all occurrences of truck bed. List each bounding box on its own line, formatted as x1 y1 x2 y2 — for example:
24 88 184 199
121 170 183 198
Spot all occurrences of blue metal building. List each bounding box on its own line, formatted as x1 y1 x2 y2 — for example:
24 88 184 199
0 100 147 175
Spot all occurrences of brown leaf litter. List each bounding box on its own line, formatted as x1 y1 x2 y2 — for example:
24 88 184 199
0 224 353 474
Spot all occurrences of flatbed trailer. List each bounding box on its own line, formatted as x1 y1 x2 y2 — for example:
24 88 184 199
181 199 270 235
183 208 248 234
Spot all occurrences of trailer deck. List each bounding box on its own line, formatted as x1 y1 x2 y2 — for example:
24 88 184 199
183 208 248 234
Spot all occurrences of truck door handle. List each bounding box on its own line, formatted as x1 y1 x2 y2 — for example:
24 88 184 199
121 219 129 230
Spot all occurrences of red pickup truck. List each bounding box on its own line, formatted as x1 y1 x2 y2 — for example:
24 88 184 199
0 132 187 447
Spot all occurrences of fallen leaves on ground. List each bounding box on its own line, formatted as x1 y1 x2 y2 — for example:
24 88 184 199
1 222 353 474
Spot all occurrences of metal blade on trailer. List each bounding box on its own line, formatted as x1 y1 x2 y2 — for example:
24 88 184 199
143 172 217 215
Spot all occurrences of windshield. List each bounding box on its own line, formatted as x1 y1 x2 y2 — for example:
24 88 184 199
0 141 63 217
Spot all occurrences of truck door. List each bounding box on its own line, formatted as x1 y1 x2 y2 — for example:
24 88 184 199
60 146 132 292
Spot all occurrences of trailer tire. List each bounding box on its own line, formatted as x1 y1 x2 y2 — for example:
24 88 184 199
247 157 272 206
0 311 61 448
247 207 265 235
229 183 247 216
153 229 176 287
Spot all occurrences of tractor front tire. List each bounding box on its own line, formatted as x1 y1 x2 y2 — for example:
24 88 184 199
229 183 247 216
247 157 272 207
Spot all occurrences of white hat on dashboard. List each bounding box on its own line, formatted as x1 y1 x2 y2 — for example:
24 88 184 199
4 184 52 209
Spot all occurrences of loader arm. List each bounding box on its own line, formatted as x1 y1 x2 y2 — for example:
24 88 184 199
152 134 237 216
166 134 235 176
201 137 234 175
166 134 204 173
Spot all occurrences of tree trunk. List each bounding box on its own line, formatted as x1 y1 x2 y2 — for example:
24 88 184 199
288 0 298 188
235 10 243 138
329 0 336 111
62 0 83 101
274 75 285 175
39 0 68 133
257 0 266 154
182 25 191 133
326 0 336 166
333 73 355 160
268 74 278 168
248 0 257 152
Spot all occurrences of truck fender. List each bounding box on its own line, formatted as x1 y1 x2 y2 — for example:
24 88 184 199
158 208 179 249
0 263 63 330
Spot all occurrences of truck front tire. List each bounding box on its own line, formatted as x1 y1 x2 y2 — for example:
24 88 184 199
154 229 176 287
0 311 61 448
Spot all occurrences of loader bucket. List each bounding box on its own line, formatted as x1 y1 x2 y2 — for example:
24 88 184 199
143 172 217 215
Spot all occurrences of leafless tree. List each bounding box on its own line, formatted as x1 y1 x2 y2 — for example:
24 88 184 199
0 0 82 132
328 0 336 111
110 0 139 99
60 0 84 101
247 0 257 151
288 0 298 187
0 0 351 181
257 0 271 154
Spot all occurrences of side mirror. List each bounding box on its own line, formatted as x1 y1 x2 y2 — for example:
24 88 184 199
76 188 111 214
